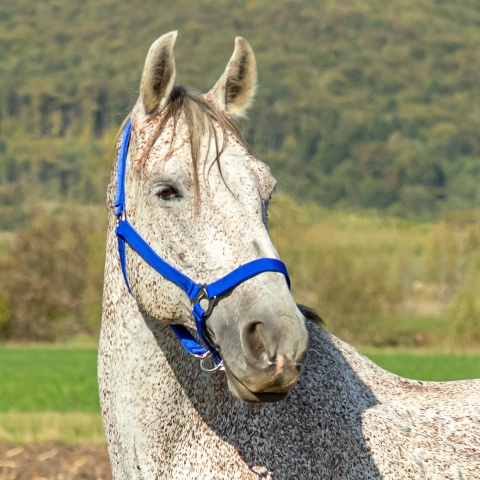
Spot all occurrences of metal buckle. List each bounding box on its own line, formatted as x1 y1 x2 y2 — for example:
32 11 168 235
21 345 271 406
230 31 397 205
116 211 126 227
192 285 217 317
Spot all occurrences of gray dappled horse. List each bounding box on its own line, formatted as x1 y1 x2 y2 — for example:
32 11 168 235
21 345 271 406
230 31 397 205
99 32 480 479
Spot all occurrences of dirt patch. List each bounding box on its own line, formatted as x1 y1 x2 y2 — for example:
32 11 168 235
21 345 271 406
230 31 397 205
0 443 112 480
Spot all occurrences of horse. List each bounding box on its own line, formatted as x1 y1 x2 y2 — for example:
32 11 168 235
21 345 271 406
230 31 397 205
98 31 480 479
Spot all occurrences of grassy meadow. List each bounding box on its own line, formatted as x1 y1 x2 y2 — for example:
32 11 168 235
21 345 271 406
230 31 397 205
0 347 99 413
0 343 103 444
1 341 479 444
365 351 480 382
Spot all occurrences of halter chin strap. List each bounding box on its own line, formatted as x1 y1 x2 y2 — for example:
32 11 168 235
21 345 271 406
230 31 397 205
114 118 290 368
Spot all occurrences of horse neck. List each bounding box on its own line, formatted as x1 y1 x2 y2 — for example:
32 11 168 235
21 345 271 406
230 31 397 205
324 327 480 412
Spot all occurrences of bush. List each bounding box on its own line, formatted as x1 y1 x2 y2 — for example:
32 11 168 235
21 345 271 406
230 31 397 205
449 253 480 345
0 208 105 341
269 197 405 345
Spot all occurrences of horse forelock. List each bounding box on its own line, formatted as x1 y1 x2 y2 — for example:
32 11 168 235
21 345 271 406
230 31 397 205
112 86 252 207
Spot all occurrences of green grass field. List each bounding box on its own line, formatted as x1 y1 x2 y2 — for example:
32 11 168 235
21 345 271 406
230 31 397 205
1 344 479 413
0 344 479 443
0 347 99 413
0 346 102 443
364 351 480 382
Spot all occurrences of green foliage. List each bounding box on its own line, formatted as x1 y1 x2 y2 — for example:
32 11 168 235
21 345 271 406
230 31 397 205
1 0 480 220
269 197 480 347
270 196 419 344
422 211 480 345
2 194 479 348
0 298 10 334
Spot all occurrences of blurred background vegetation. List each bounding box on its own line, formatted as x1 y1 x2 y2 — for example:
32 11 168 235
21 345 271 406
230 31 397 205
1 0 480 349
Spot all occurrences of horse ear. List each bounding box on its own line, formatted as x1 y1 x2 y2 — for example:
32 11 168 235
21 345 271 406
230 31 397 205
207 37 257 118
140 31 177 116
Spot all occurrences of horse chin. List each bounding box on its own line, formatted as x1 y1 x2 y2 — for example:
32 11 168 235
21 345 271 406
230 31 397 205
224 368 291 404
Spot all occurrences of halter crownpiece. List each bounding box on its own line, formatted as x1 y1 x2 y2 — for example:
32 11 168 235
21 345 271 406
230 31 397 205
114 118 291 369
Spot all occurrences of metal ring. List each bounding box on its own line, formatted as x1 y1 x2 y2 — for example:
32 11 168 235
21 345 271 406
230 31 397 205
200 354 225 372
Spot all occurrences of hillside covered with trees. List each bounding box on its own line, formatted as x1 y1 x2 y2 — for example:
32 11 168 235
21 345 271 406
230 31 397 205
1 0 480 225
1 0 480 345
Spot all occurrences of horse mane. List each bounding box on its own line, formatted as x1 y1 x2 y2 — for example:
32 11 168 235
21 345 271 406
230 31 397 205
297 304 324 325
113 85 252 205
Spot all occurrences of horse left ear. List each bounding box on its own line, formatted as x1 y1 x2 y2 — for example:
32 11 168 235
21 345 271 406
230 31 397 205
207 37 257 119
140 31 177 116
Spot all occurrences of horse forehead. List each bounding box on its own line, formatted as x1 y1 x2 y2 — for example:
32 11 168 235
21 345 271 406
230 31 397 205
142 125 191 174
131 115 275 193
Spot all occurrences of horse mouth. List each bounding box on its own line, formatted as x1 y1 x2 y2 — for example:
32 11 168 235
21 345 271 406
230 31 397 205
224 367 294 404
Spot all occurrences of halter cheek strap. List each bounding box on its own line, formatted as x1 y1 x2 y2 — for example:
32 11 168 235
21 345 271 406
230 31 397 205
114 118 290 368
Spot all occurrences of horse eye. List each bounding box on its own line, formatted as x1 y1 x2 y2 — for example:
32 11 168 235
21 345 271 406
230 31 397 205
156 185 179 200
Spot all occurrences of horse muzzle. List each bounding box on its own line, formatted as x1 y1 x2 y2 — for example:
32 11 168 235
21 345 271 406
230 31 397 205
216 315 308 404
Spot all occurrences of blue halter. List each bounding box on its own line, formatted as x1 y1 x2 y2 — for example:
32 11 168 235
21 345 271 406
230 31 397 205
114 118 290 368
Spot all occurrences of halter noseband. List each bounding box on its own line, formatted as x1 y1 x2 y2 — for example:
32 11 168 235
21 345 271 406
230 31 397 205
114 118 290 370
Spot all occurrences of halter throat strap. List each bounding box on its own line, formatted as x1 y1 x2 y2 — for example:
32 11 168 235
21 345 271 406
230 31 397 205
114 118 290 367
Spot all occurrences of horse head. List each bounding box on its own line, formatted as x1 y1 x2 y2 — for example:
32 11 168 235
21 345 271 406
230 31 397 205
112 31 308 403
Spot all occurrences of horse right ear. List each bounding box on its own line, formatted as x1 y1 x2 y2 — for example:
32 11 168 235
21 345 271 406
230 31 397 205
140 31 177 116
206 37 257 119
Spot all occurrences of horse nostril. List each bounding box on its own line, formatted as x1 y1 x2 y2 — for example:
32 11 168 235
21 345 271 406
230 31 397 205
246 321 260 335
242 321 269 364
